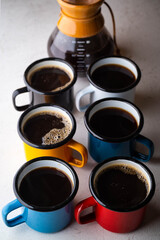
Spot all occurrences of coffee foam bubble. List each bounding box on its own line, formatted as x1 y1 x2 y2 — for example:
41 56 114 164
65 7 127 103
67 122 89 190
42 112 72 145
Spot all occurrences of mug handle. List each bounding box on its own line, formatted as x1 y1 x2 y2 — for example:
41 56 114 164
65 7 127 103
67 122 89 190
75 85 94 112
12 87 31 111
2 199 25 227
132 134 154 162
67 139 88 167
74 196 96 224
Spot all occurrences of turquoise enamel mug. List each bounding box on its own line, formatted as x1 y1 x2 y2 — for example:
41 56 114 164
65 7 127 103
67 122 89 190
2 157 79 233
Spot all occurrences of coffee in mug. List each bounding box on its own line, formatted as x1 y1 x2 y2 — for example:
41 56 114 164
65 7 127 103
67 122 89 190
19 166 72 208
28 65 72 92
22 110 72 145
89 107 138 140
91 63 136 91
95 163 149 210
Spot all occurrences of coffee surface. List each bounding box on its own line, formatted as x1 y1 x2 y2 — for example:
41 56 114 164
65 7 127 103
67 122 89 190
95 165 148 210
19 167 72 207
23 111 71 145
89 107 137 139
29 66 71 92
91 64 135 91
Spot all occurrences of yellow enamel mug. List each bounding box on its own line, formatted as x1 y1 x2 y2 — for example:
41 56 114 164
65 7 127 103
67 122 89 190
17 104 88 167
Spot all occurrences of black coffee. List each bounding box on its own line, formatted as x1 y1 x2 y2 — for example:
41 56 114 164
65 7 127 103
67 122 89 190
19 167 72 207
29 66 71 92
91 64 135 91
89 107 137 139
95 165 148 210
23 111 71 145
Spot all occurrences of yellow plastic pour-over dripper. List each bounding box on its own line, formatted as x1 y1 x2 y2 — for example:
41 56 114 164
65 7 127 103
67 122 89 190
57 0 105 38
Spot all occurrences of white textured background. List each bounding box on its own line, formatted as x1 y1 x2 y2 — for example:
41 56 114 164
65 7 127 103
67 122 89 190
0 0 160 239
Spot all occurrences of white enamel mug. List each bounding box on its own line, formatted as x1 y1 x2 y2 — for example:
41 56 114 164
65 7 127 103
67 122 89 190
76 56 141 112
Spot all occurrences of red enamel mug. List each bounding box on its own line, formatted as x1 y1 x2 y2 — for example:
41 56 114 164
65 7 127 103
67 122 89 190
74 157 155 233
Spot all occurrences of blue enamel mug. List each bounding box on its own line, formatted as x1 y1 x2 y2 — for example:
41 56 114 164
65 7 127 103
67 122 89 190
2 157 79 233
84 98 154 163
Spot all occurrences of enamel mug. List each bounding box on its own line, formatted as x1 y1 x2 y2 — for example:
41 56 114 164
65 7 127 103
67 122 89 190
76 56 141 112
2 157 79 233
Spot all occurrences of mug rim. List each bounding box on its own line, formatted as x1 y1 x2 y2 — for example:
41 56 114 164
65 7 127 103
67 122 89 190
84 97 144 143
89 156 155 212
24 57 77 95
13 157 79 212
87 56 141 93
18 103 76 149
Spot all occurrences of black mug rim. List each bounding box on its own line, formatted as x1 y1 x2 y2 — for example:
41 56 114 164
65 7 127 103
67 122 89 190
89 156 155 212
84 97 144 143
24 57 77 95
87 56 141 93
18 103 76 149
13 157 79 212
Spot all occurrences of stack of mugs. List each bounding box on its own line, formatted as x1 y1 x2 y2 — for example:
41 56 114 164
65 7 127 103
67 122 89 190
2 56 155 234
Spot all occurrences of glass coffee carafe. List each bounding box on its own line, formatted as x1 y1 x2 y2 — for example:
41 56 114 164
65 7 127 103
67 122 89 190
48 0 119 77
